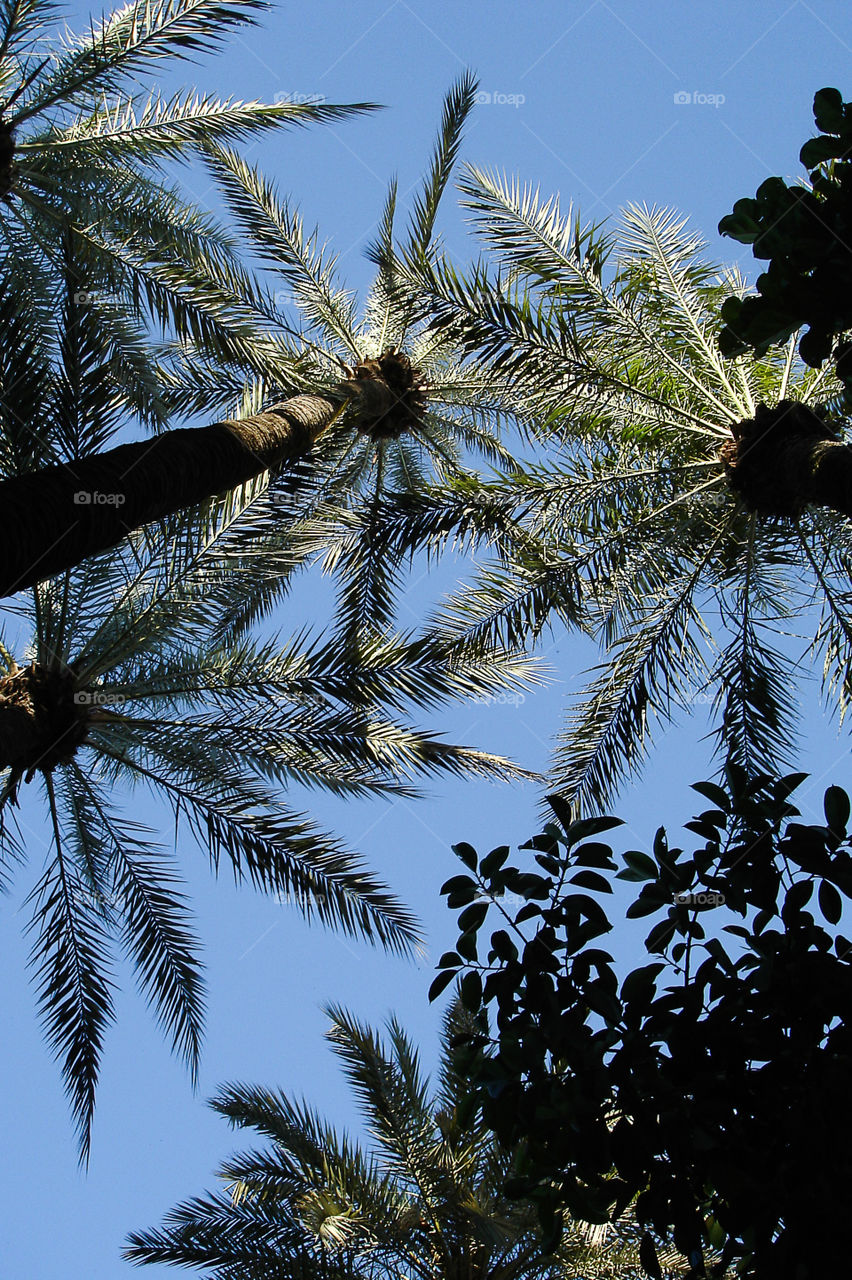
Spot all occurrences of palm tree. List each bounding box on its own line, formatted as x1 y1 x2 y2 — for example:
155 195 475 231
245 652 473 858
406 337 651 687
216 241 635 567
0 0 378 594
125 1002 650 1279
0 0 371 383
381 178 852 809
0 350 427 596
0 77 546 1158
0 72 530 634
0 448 539 1157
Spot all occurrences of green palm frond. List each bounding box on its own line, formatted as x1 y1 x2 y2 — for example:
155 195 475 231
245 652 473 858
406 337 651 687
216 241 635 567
9 0 272 123
26 772 116 1163
1 69 569 1161
126 1003 656 1278
39 89 372 161
411 186 848 804
403 71 478 269
456 163 612 287
204 142 361 357
64 763 205 1079
0 0 374 470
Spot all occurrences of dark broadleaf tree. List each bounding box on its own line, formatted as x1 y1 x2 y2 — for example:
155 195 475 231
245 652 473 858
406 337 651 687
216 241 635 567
718 86 852 404
431 771 852 1278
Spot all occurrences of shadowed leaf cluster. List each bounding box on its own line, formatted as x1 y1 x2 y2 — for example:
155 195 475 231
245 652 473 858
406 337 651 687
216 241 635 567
434 771 852 1278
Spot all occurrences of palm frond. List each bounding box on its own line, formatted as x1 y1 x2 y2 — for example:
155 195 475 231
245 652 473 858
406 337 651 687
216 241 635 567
204 143 361 357
26 772 116 1162
11 0 271 124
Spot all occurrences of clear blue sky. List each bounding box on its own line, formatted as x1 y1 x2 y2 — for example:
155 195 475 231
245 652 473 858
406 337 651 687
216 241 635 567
3 2 852 1276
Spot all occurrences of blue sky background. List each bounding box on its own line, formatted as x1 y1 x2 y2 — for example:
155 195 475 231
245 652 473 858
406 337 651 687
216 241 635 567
3 1 852 1275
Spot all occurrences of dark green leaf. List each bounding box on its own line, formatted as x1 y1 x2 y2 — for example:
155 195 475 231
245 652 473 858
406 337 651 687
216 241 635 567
813 87 845 132
460 970 483 1011
456 932 478 961
819 880 843 925
564 815 623 843
441 874 477 896
800 135 845 168
480 844 510 877
428 969 458 1001
458 902 489 934
569 869 613 893
639 1231 663 1280
644 918 677 953
690 781 731 811
545 793 573 830
452 842 479 871
622 850 658 880
824 786 850 835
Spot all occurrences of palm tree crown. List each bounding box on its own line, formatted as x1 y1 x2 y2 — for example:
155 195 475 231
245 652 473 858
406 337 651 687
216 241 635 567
390 177 849 809
125 1002 649 1279
0 0 372 440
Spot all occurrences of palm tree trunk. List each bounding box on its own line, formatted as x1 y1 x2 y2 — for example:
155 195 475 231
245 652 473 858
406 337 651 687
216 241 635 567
722 400 852 518
0 392 341 597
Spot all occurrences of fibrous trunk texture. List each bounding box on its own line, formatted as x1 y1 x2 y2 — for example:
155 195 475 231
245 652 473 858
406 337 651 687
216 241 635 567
0 394 336 598
0 662 88 779
0 349 427 597
721 400 852 518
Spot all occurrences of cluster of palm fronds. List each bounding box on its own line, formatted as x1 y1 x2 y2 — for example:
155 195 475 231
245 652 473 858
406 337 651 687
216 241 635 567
370 172 849 812
0 2 542 1158
6 10 851 1255
126 1002 666 1280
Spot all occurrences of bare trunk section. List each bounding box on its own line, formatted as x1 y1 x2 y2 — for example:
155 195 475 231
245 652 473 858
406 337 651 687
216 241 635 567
0 393 339 598
721 400 852 519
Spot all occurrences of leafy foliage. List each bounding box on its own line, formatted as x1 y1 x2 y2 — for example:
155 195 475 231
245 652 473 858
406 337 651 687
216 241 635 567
0 456 541 1157
718 87 852 403
433 771 852 1277
125 1001 655 1278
